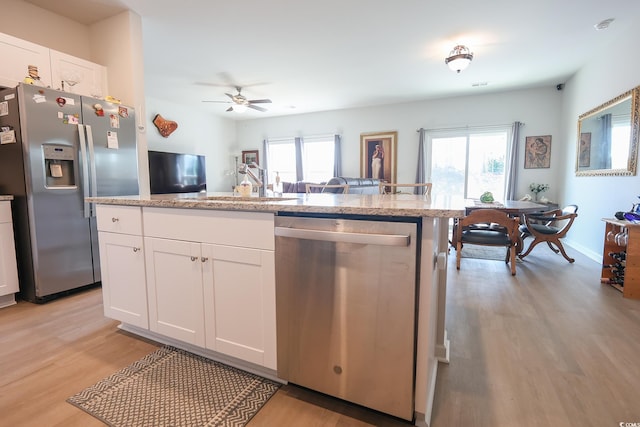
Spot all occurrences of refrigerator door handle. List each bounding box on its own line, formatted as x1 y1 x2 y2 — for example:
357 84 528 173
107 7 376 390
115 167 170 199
86 125 98 217
78 124 91 218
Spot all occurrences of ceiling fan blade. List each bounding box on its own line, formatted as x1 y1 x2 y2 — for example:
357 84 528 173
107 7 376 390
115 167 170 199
247 104 267 112
202 100 231 103
194 81 229 87
225 93 235 100
248 99 272 104
226 106 234 112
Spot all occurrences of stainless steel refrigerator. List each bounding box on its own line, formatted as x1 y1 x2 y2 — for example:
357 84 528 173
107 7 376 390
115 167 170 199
0 83 139 302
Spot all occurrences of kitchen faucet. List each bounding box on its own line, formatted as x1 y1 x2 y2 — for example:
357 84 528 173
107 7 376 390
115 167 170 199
238 162 269 196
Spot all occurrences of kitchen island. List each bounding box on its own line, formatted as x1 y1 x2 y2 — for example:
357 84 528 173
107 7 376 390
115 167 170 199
88 192 465 427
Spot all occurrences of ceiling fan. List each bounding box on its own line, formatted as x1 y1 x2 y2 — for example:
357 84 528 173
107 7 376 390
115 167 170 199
202 86 272 112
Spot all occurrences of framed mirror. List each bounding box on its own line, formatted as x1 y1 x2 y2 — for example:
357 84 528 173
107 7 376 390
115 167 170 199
576 86 640 176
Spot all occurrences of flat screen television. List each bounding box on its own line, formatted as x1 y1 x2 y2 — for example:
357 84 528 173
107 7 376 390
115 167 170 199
148 150 206 194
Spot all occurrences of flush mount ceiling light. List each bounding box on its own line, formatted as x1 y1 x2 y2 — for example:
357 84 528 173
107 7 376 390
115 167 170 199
445 45 474 73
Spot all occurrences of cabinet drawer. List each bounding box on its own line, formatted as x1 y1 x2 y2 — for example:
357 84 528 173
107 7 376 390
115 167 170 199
96 205 142 235
143 207 274 250
0 202 12 224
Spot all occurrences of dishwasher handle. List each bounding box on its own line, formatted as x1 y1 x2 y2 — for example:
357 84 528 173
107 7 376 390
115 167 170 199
275 226 410 247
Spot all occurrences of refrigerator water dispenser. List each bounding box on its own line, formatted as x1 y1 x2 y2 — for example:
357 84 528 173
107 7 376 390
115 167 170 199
43 144 76 188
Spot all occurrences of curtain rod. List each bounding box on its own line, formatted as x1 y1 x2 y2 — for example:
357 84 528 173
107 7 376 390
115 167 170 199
416 122 524 132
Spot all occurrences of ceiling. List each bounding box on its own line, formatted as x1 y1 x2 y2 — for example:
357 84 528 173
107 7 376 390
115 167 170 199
24 0 640 119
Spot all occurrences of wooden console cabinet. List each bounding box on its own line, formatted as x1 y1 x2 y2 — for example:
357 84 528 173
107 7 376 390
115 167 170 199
601 219 640 299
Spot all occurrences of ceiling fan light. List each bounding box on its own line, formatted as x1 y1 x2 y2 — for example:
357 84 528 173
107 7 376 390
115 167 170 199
233 104 247 113
445 45 474 73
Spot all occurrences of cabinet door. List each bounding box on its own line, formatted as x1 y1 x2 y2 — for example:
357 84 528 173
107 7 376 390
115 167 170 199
98 232 147 328
145 237 205 346
0 32 51 88
0 222 19 297
202 244 276 369
49 49 107 97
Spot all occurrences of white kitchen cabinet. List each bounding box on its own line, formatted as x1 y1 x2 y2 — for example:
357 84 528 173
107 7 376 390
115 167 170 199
50 49 107 98
142 207 276 368
0 32 107 98
144 237 206 347
203 244 277 369
0 201 19 308
96 205 148 328
98 232 148 328
0 32 52 88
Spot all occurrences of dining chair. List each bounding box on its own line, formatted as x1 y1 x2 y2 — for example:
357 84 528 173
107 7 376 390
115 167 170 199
379 182 432 196
518 205 578 263
305 183 350 194
455 208 520 275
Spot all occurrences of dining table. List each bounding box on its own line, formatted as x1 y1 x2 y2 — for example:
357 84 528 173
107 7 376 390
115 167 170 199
464 199 550 216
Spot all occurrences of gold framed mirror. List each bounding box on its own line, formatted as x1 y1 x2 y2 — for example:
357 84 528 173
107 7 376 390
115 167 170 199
576 86 640 176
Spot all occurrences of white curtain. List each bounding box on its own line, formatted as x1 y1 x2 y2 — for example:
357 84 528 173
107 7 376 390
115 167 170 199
415 128 426 194
333 134 342 177
294 137 304 181
600 113 612 169
262 139 269 171
504 121 522 200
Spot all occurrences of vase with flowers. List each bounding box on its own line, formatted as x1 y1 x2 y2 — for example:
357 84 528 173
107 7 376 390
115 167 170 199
529 183 549 201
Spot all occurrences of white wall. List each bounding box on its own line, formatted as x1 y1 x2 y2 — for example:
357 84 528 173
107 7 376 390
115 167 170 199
560 22 640 260
145 97 237 192
90 11 149 195
236 87 563 200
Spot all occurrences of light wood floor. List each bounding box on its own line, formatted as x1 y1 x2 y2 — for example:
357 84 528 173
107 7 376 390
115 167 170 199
1 245 639 426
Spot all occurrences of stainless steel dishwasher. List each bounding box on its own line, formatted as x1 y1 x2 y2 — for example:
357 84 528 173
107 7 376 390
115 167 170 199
275 214 420 421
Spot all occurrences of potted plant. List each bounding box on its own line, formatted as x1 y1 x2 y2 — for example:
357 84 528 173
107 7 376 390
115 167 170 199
529 183 549 201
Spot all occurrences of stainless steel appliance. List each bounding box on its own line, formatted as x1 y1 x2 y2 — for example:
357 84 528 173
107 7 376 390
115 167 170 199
0 83 139 302
274 214 420 421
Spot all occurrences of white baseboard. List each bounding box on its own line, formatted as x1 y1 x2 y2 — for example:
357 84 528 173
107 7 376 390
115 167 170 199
118 323 282 383
563 238 601 263
414 361 438 427
0 293 16 308
435 329 450 363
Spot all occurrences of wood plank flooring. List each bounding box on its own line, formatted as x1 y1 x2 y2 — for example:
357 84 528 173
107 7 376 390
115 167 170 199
1 245 639 426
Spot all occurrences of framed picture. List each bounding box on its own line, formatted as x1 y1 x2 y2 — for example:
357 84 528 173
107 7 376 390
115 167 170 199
360 131 397 184
241 150 259 165
579 132 591 167
524 135 552 169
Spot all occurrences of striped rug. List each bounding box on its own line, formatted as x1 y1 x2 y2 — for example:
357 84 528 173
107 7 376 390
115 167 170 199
67 346 280 427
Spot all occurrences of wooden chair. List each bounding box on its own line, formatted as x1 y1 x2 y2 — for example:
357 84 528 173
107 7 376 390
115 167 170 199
305 183 350 194
379 182 432 196
455 208 520 275
518 205 578 263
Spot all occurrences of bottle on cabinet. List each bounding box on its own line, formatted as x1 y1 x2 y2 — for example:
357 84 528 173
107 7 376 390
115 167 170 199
236 175 252 197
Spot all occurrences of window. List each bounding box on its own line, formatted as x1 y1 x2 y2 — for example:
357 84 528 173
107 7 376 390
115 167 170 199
266 138 297 183
611 115 631 169
426 127 509 201
302 136 335 182
266 135 337 183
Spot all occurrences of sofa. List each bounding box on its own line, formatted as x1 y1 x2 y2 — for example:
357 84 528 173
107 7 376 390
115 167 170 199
282 177 382 194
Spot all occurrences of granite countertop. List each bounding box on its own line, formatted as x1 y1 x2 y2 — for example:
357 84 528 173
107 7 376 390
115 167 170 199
0 195 14 201
87 192 466 218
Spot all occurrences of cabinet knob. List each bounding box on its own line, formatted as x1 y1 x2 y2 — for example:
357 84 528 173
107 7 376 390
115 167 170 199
112 217 119 222
201 257 208 262
133 247 140 253
190 256 198 262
